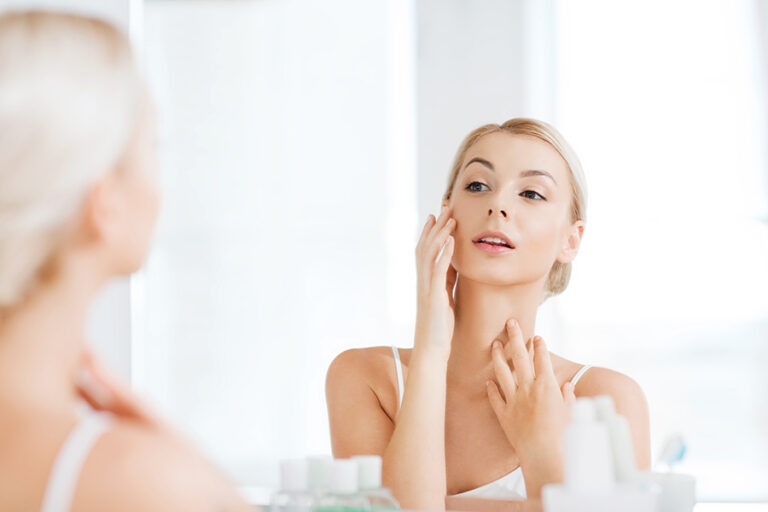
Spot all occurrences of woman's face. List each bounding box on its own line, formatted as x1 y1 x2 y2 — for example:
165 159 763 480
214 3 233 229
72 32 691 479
446 132 583 288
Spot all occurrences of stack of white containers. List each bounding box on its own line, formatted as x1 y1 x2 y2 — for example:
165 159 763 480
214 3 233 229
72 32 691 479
271 455 399 512
543 395 695 512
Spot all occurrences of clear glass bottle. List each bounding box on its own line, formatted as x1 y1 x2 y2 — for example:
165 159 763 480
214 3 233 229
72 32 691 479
270 459 314 512
351 455 399 510
314 459 369 512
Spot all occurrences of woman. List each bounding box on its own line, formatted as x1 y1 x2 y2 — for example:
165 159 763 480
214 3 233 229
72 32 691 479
0 11 250 511
326 119 650 509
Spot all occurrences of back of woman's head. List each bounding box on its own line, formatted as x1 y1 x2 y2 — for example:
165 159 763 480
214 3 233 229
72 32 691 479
0 11 142 311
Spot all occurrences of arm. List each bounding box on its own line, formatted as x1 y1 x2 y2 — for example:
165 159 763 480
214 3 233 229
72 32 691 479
326 348 449 510
327 207 457 511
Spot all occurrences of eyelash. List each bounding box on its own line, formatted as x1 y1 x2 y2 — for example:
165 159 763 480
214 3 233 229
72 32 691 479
465 181 547 201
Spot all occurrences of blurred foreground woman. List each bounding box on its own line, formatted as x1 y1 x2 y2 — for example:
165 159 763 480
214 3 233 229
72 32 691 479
0 11 251 512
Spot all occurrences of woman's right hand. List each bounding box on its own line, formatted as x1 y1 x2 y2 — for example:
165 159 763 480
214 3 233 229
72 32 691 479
413 206 457 361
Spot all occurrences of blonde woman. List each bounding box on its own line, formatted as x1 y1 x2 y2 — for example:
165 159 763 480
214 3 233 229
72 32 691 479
0 11 250 512
326 119 651 509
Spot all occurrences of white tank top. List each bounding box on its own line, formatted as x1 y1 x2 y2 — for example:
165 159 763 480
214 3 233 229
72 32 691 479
390 346 592 500
40 409 113 512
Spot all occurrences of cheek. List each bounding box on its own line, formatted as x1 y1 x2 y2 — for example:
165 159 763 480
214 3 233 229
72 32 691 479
121 174 159 263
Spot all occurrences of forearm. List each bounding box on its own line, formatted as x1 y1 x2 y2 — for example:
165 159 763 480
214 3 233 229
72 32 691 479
382 347 448 510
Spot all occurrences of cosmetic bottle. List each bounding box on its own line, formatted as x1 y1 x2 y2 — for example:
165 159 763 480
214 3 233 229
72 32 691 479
593 395 638 482
315 459 370 512
307 455 334 499
270 459 314 512
351 455 399 510
542 397 660 512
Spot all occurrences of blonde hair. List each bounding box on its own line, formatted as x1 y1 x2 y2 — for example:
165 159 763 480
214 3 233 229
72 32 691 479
0 11 142 311
444 118 587 301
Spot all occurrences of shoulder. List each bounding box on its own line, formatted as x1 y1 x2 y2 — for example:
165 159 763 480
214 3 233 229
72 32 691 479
575 366 650 434
326 346 406 424
326 346 402 388
576 366 646 406
75 418 250 512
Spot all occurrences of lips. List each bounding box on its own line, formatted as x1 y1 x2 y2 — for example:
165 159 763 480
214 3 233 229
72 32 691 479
472 231 515 249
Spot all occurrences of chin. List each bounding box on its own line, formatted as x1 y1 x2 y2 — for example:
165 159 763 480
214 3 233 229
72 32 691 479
453 251 550 288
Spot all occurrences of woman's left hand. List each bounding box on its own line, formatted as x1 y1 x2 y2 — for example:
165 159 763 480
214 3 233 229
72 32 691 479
486 319 576 498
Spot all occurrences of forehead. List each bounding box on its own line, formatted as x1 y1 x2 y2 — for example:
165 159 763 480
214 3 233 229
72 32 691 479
462 132 569 183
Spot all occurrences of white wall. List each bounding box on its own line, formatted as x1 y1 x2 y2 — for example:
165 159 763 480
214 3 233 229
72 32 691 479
416 0 527 220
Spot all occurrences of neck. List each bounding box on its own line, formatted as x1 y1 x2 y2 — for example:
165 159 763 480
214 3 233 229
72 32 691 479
448 275 545 389
0 258 104 414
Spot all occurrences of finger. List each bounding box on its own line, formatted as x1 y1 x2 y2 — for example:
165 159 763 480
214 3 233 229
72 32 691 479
416 215 436 289
432 236 454 291
532 336 556 380
503 334 534 367
486 379 507 417
505 319 533 384
491 340 517 398
426 216 456 263
416 214 436 253
424 206 452 249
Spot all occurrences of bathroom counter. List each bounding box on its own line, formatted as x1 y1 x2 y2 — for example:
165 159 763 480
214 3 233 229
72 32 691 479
444 496 768 512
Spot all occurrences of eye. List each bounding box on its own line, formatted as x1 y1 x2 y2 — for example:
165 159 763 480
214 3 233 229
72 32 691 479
521 190 546 200
466 181 489 192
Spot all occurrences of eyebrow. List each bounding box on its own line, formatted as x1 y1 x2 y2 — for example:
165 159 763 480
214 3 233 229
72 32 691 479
464 157 558 185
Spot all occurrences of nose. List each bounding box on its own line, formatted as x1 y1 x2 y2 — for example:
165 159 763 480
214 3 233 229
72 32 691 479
488 208 508 219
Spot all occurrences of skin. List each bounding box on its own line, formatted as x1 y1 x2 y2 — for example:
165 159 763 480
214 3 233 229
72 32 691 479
326 131 651 510
0 94 252 512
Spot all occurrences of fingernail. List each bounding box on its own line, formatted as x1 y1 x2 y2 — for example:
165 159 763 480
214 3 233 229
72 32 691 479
507 319 516 328
492 340 500 350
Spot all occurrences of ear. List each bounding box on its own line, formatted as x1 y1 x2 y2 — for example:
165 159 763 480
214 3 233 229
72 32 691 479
441 197 450 209
556 220 585 264
81 175 121 245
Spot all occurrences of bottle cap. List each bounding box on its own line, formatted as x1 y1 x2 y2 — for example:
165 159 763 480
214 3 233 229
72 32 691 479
594 395 616 421
307 455 333 492
329 459 359 494
352 455 382 490
280 458 308 492
572 397 596 422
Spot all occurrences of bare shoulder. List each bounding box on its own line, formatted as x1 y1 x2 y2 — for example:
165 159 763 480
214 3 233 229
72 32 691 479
74 418 250 512
326 346 406 423
326 346 404 390
576 366 647 406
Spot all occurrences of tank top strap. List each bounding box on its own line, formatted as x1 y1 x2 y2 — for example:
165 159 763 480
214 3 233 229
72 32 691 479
569 364 592 387
391 346 404 410
40 410 113 512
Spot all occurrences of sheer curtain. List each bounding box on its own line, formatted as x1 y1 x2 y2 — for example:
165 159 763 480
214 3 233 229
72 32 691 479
137 0 416 488
551 0 768 501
